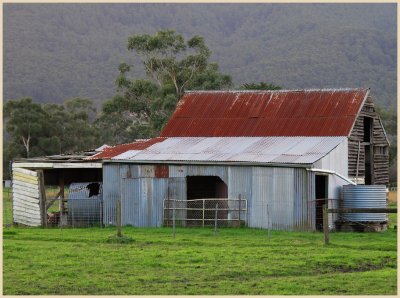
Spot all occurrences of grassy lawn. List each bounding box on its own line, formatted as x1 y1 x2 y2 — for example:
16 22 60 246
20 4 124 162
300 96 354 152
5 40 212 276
3 226 397 295
3 187 397 294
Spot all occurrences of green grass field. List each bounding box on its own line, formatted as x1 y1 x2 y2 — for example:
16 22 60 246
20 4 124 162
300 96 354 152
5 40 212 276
3 187 397 295
3 226 397 295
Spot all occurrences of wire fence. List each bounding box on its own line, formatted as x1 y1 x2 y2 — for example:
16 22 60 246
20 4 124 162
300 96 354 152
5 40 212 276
4 185 104 228
3 187 13 227
163 198 247 228
45 198 103 228
307 198 341 231
5 186 394 234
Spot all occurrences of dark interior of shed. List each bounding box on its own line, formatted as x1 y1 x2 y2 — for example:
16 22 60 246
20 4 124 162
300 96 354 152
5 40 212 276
41 168 103 226
186 176 228 223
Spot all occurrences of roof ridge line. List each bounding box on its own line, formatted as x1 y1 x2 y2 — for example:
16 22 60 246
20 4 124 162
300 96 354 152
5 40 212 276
184 88 369 93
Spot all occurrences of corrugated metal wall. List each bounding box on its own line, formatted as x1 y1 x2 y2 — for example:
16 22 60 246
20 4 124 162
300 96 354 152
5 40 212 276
103 164 120 225
250 167 309 230
103 140 348 230
313 139 349 227
103 163 324 231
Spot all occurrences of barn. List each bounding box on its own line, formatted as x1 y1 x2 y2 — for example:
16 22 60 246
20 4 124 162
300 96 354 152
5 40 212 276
12 88 389 231
88 88 389 231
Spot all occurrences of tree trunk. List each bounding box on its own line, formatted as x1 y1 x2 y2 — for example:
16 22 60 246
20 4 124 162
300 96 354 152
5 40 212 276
22 134 31 158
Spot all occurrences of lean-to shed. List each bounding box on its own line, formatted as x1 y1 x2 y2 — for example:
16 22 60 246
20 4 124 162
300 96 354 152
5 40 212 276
11 148 105 226
90 88 389 231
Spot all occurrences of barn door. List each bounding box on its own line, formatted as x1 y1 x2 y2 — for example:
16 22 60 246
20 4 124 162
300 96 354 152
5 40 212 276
315 175 328 231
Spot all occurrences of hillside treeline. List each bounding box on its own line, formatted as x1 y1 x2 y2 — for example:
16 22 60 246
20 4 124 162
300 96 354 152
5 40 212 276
3 29 397 184
4 4 396 108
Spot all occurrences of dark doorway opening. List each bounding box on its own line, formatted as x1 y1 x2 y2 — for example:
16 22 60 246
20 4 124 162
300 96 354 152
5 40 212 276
365 145 373 185
363 116 373 143
315 175 328 231
186 176 228 225
187 176 227 199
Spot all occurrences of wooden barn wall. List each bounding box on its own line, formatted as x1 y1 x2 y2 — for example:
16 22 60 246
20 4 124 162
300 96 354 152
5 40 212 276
348 96 389 185
12 168 41 226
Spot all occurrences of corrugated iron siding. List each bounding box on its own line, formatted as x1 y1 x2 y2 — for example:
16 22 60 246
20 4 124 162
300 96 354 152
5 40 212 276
103 163 318 231
103 164 120 225
160 89 368 137
121 177 168 227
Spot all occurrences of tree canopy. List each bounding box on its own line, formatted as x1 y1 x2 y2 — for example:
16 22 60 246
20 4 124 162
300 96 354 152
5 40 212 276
97 29 233 144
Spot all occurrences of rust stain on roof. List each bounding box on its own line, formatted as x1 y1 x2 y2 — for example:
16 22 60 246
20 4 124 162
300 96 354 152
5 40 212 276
88 138 165 160
160 89 368 137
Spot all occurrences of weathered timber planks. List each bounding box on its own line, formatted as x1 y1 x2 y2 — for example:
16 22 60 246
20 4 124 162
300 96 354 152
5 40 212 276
348 96 389 185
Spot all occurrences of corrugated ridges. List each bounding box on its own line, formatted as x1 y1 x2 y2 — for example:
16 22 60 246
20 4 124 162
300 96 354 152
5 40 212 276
88 138 166 160
160 89 368 137
122 136 346 165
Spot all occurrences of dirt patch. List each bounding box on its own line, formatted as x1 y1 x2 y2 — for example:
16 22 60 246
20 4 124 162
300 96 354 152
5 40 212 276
388 191 397 203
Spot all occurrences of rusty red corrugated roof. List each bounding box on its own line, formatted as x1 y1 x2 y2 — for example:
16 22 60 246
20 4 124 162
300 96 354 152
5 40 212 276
88 138 166 160
160 89 369 137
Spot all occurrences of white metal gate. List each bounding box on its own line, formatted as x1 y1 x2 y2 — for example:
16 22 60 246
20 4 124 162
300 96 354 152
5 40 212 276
163 198 247 227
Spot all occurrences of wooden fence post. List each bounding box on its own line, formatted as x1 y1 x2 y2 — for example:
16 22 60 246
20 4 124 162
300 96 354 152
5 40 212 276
214 203 219 235
238 194 241 227
323 204 329 245
117 199 122 237
202 199 205 228
173 200 176 238
267 204 271 240
37 170 47 228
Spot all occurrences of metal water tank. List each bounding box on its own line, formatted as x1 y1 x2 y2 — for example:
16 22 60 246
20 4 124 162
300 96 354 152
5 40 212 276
68 182 103 225
342 185 387 222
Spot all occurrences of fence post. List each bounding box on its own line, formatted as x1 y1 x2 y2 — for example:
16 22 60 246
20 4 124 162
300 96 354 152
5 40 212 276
202 199 205 228
100 200 103 228
214 203 219 235
117 199 122 237
267 204 271 240
173 200 176 238
167 197 170 227
37 170 47 228
4 188 8 227
238 194 241 227
323 204 329 245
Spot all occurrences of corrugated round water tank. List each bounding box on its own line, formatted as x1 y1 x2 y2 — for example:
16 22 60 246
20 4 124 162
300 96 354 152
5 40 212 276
342 185 387 222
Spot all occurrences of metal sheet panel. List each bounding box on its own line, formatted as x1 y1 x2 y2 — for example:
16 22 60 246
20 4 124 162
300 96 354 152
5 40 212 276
102 164 120 225
160 89 368 137
68 182 102 200
186 165 229 185
250 167 296 230
228 166 252 221
124 136 346 165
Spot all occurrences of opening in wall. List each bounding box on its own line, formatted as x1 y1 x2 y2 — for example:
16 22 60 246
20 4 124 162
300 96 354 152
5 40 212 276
363 117 373 143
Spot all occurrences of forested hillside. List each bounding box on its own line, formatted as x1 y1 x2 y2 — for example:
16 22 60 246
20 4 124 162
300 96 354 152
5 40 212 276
4 3 396 108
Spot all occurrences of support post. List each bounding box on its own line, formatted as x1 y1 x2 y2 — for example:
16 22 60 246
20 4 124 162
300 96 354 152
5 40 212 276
323 204 329 245
356 141 361 184
214 203 219 235
202 199 205 228
173 200 176 238
167 197 170 227
238 194 241 227
37 170 47 228
267 204 270 240
117 199 122 237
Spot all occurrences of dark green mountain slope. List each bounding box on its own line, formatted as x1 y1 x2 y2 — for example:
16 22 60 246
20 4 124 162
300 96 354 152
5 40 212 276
3 3 396 107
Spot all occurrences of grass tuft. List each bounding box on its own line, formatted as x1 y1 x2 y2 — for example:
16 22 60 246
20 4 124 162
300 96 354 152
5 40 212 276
105 234 135 244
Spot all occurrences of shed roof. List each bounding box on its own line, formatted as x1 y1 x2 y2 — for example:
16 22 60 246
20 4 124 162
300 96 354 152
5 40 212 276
160 89 369 137
109 136 346 165
89 138 164 160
